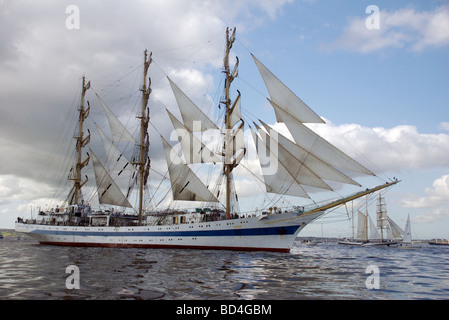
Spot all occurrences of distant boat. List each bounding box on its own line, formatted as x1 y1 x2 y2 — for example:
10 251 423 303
338 210 378 246
361 195 402 247
339 195 402 247
428 239 449 246
397 214 420 249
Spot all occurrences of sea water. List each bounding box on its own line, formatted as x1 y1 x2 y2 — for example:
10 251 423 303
0 235 448 300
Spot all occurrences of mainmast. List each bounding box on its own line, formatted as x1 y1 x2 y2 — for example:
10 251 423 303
136 50 152 225
70 76 90 205
223 27 238 218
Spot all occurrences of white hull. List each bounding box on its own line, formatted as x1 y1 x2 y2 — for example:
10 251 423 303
339 239 398 247
15 212 322 253
338 240 364 246
361 241 397 247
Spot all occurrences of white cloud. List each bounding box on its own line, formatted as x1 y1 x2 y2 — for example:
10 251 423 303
401 174 449 209
0 0 295 226
0 0 290 173
327 5 449 53
414 208 449 224
0 175 55 204
308 120 449 173
440 121 449 132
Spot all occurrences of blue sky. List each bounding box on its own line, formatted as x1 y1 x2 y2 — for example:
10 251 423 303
1 0 448 239
241 1 449 131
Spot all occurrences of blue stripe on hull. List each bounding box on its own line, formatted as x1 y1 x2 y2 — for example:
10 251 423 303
37 241 292 252
30 225 300 238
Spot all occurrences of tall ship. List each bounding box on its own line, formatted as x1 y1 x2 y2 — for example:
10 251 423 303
339 195 403 246
15 28 398 252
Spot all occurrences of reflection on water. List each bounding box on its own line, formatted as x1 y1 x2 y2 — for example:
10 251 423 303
0 237 448 300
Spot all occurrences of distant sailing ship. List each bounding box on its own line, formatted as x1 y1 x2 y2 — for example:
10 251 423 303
15 28 398 252
338 210 378 246
398 215 421 249
339 195 402 247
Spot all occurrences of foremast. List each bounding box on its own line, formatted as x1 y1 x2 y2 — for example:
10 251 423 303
69 76 91 205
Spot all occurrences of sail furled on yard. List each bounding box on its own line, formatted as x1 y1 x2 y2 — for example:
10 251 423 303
90 149 133 208
161 137 219 203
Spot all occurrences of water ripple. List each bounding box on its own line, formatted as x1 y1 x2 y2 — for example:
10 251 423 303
0 237 448 299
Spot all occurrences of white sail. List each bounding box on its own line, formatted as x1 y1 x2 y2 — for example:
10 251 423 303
168 77 218 132
252 54 323 124
386 223 394 240
387 216 404 239
256 123 331 191
275 106 374 176
96 93 136 144
225 121 245 166
95 123 132 172
356 211 367 240
90 150 133 208
259 121 360 187
229 91 242 128
403 215 412 244
161 137 219 202
252 54 373 177
250 126 309 198
368 215 381 240
166 109 220 164
67 185 83 206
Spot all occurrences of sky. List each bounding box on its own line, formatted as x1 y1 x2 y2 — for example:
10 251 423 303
0 0 448 239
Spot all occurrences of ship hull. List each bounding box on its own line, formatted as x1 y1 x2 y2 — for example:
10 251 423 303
15 212 322 253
